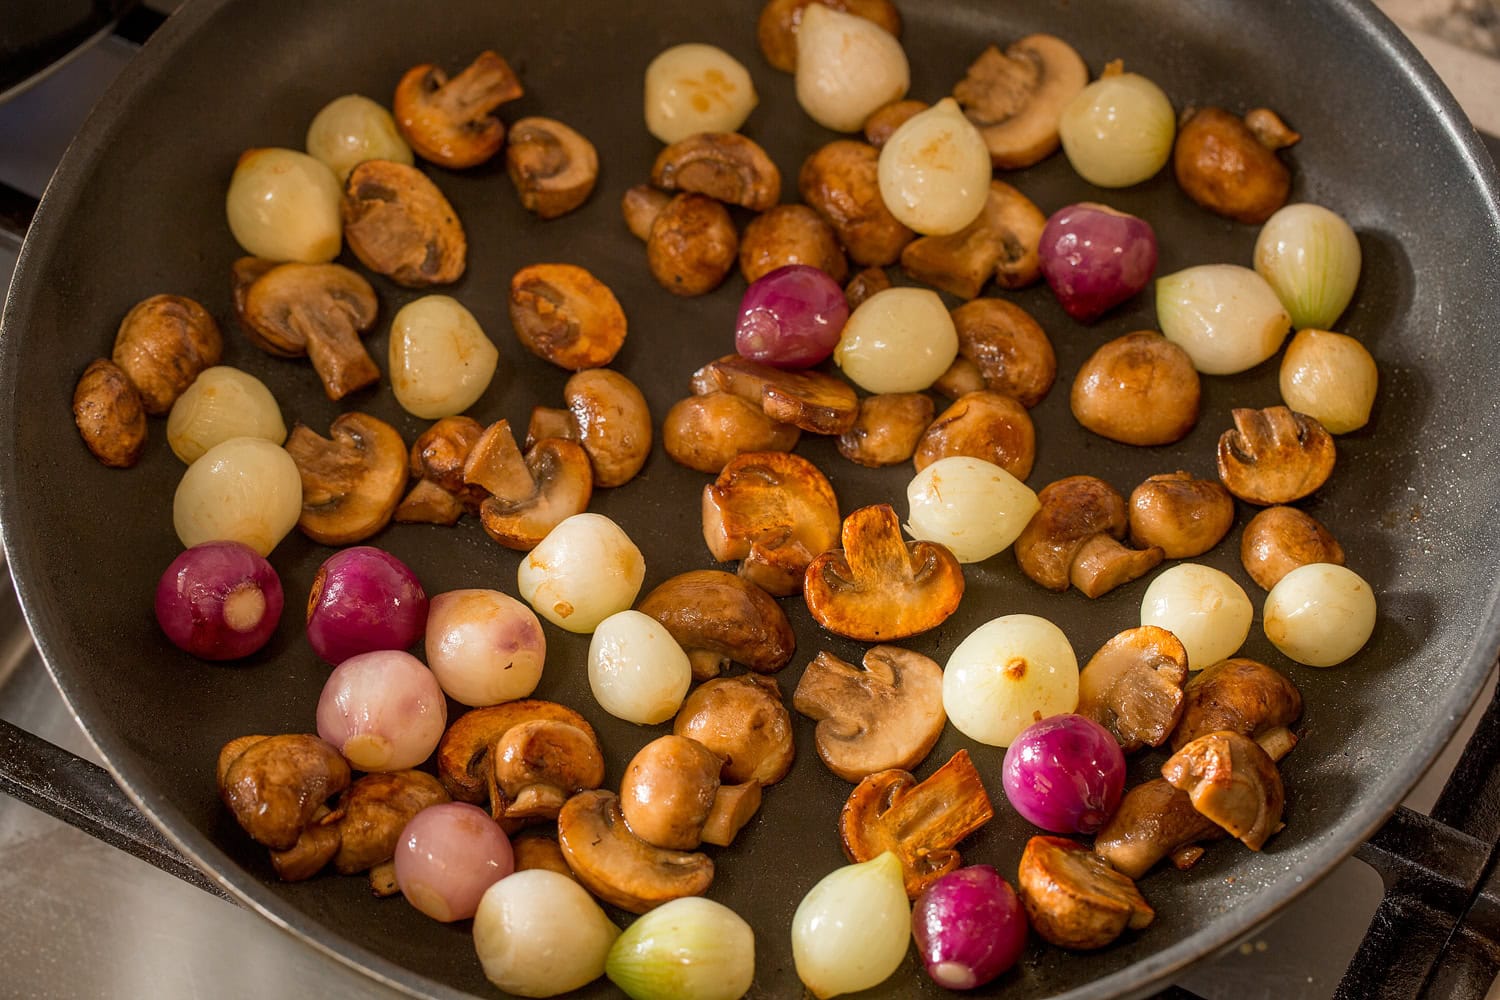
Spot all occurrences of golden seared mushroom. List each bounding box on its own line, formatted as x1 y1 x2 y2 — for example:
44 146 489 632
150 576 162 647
757 0 903 72
1174 107 1299 224
218 734 352 852
491 719 607 823
1018 836 1155 950
620 735 762 850
622 184 671 242
342 160 466 287
268 806 343 882
674 675 796 786
1162 730 1285 851
111 294 223 414
933 357 987 400
845 265 891 309
804 503 966 641
702 451 840 597
237 260 379 401
1093 779 1224 878
647 192 740 297
1240 505 1345 590
837 392 934 467
285 412 408 545
73 359 147 468
557 789 715 914
863 99 927 147
637 570 796 680
1014 476 1164 598
332 771 449 875
395 415 486 525
393 50 523 168
652 132 781 212
1217 406 1336 505
524 369 652 488
509 263 628 371
913 390 1036 482
1128 471 1235 560
505 117 599 219
950 298 1057 408
793 645 945 782
800 140 914 267
953 35 1090 169
463 420 592 550
1172 658 1302 752
1077 626 1190 752
1072 332 1201 446
901 181 1048 298
437 700 600 804
692 353 860 435
662 391 800 473
839 750 994 898
740 204 849 284
512 835 574 878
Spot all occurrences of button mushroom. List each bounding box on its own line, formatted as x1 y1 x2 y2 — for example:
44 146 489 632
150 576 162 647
901 181 1048 298
73 358 147 468
505 117 599 220
1128 471 1234 560
662 391 800 474
1077 626 1189 752
557 789 715 914
863 98 927 147
111 293 223 415
950 298 1057 409
394 415 486 525
837 392 934 467
647 192 739 297
268 806 343 882
793 645 945 782
1072 332 1201 446
332 770 450 875
757 0 903 73
341 160 466 287
509 263 628 371
637 570 796 680
692 353 860 435
620 735 762 850
844 265 891 309
933 357 987 400
913 390 1036 482
651 132 781 212
523 369 651 488
1018 835 1155 950
1240 505 1345 590
218 734 352 852
467 421 592 551
804 503 965 641
1174 106 1298 224
1217 406 1336 505
673 675 795 786
285 412 408 546
436 700 601 805
952 35 1090 169
1172 657 1302 753
492 719 607 823
799 139 914 267
236 260 380 401
702 451 841 597
1162 730 1285 851
1014 476 1164 598
393 50 523 168
740 204 849 284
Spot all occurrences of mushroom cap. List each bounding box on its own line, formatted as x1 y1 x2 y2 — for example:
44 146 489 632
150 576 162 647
492 718 607 823
739 204 849 284
73 358 147 468
619 735 724 851
509 263 628 371
393 50 523 168
1071 332 1201 446
1240 505 1345 590
636 569 796 679
950 297 1057 408
1173 107 1292 225
692 353 860 435
332 770 449 875
661 391 800 474
647 192 739 297
285 412 408 546
556 789 714 914
1013 475 1127 591
901 180 1048 299
1092 778 1224 879
673 675 795 786
914 389 1036 481
436 700 599 804
505 116 599 220
1172 657 1303 751
651 131 781 212
756 0 903 73
111 294 223 415
953 35 1089 169
1018 835 1155 950
1077 626 1189 752
239 262 379 401
1128 471 1235 560
1216 406 1336 505
397 415 485 523
792 645 946 781
799 139 914 267
218 734 351 852
702 450 841 597
563 369 652 488
837 392 934 468
478 437 594 551
1162 730 1285 851
342 160 467 287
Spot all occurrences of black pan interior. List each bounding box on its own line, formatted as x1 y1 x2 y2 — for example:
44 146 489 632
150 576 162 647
3 1 1500 998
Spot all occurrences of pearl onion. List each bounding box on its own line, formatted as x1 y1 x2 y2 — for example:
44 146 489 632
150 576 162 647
473 870 620 998
172 437 302 556
1264 563 1376 667
944 615 1079 747
877 98 991 235
389 296 500 419
1279 329 1378 434
834 287 958 393
517 513 645 633
1139 563 1253 670
906 457 1039 563
644 44 758 144
224 148 342 263
588 610 692 725
167 367 286 464
1156 264 1292 375
795 4 909 133
305 94 413 182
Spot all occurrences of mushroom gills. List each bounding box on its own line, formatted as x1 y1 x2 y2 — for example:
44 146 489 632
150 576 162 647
952 35 1090 169
285 412 408 546
436 701 599 804
1161 730 1286 851
636 569 796 679
901 180 1047 298
1076 625 1189 751
491 719 607 823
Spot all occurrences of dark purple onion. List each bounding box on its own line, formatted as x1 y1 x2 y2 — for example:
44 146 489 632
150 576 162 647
912 865 1027 989
305 546 428 665
1002 713 1126 834
735 264 849 368
154 540 283 660
1038 202 1158 322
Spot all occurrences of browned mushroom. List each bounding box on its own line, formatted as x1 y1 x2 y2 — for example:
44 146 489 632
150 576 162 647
512 835 574 878
1128 471 1235 559
73 359 146 468
1018 836 1155 950
526 370 652 488
953 35 1090 169
793 645 945 781
674 675 795 786
756 0 903 72
652 132 781 212
436 700 599 804
620 735 762 850
837 392 934 467
799 140 914 267
1014 476 1164 597
637 570 796 680
804 503 965 641
237 261 379 401
844 266 891 309
509 263 628 371
692 353 860 435
285 412 407 545
933 357 987 400
1093 778 1223 878
863 99 927 147
342 160 466 287
1162 730 1285 851
491 719 607 823
661 391 800 473
557 789 714 914
505 117 599 219
622 184 671 242
1077 626 1190 752
111 294 223 415
393 50 523 168
1174 107 1298 224
739 204 849 284
466 421 593 551
646 192 739 297
269 807 343 882
1240 505 1345 590
901 181 1048 298
1172 658 1302 752
394 416 486 525
218 734 352 852
1072 332 1201 446
913 390 1036 481
332 771 450 875
1217 406 1336 505
702 451 841 597
950 298 1056 408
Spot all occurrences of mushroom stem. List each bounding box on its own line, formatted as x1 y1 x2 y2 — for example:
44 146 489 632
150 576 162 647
701 782 763 847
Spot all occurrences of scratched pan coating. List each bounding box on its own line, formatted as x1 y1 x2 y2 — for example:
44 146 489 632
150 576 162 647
3 1 1500 997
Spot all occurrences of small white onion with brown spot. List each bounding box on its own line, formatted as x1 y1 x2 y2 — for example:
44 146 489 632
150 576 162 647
389 295 500 420
1264 562 1376 667
943 614 1078 747
644 44 758 144
517 513 645 634
877 98 991 235
906 456 1039 563
225 148 343 263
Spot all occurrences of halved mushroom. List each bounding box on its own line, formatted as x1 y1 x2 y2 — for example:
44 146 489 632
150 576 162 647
1018 836 1155 950
793 645 945 781
804 503 965 641
395 415 486 525
1240 505 1345 590
844 265 891 309
837 392 934 467
620 735 762 850
901 181 1048 298
652 132 781 212
285 412 408 545
1077 626 1189 752
863 99 927 148
237 261 379 401
622 185 672 242
1162 730 1285 851
509 263 628 371
740 204 849 284
464 419 540 500
506 117 599 219
647 193 740 297
218 734 352 852
332 770 450 875
1171 658 1302 752
436 700 600 804
1174 107 1298 225
393 50 523 168
557 789 714 914
73 358 147 468
523 369 652 488
470 423 593 551
111 294 223 414
674 675 795 786
1014 476 1164 597
662 391 800 473
512 835 574 878
840 750 994 898
799 140 914 267
637 570 795 680
953 35 1089 169
757 0 903 73
933 357 987 400
1072 332 1201 446
492 719 607 823
1128 471 1234 560
913 390 1036 481
950 298 1056 408
1217 406 1336 505
342 160 466 287
702 451 841 597
692 354 860 435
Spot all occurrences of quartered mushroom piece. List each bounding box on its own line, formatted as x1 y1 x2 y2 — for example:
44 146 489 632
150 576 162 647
1014 476 1163 598
1171 657 1302 752
702 450 841 597
844 265 892 309
524 369 652 488
637 570 796 680
933 357 987 401
342 160 467 287
1240 505 1346 590
505 117 599 219
395 415 486 525
913 389 1037 482
863 99 927 147
953 34 1090 169
285 412 408 545
1162 730 1285 851
512 835 574 879
1018 835 1155 950
692 353 860 435
218 734 351 853
236 260 380 401
1077 626 1190 752
1217 405 1336 505
950 298 1057 408
1128 471 1235 560
674 675 796 787
466 421 592 551
509 263 628 371
651 132 781 211
394 50 523 168
620 735 762 850
901 181 1048 298
435 701 604 814
557 789 715 914
662 391 800 474
837 392 934 467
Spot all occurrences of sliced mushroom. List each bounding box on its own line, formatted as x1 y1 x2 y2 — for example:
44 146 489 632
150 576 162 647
674 675 795 786
512 835 574 878
1174 107 1298 225
506 117 599 219
622 184 671 242
1014 476 1164 597
950 298 1056 408
793 645 945 781
393 50 523 168
1162 730 1285 851
953 35 1090 169
837 392 934 467
620 735 761 850
863 99 927 147
647 192 739 297
692 353 860 435
509 263 628 371
757 0 903 72
1240 505 1345 590
285 412 407 545
218 734 351 852
1077 626 1189 752
238 261 379 401
111 294 223 414
702 451 841 597
1172 658 1302 752
804 503 965 641
1217 406 1336 505
73 358 147 468
269 807 342 882
662 391 800 474
844 265 891 309
1128 471 1235 560
1072 332 1201 446
436 700 599 804
913 390 1036 481
341 160 466 286
652 132 780 212
1018 836 1155 950
395 416 486 525
637 570 795 680
901 181 1048 298
799 140 914 267
740 204 849 284
492 719 607 823
557 789 714 914
475 431 593 551
332 770 450 875
933 357 987 400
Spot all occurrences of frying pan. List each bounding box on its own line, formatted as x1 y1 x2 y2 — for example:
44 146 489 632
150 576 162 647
2 0 1499 997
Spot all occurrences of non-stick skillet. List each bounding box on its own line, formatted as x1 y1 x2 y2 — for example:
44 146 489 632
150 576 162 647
2 1 1499 997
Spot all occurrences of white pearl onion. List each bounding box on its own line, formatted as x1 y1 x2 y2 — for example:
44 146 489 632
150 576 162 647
1279 329 1378 434
517 513 645 633
587 610 692 725
795 4 909 133
877 98 991 235
305 94 413 182
224 148 343 263
474 870 620 998
906 456 1039 563
1156 264 1292 375
172 437 302 556
1264 563 1376 667
943 614 1079 747
791 852 910 999
644 44 759 144
166 366 286 464
834 287 958 393
1139 563 1253 671
389 295 500 419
